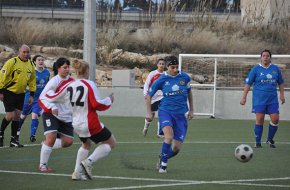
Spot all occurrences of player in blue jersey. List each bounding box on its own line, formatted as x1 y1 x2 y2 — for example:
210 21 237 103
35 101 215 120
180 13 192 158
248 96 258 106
240 50 285 148
17 55 50 143
146 55 194 173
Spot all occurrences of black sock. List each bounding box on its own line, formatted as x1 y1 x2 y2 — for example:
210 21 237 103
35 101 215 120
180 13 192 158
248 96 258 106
11 121 19 140
0 118 11 134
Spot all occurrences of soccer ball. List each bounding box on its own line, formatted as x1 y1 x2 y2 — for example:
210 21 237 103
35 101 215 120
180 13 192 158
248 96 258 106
234 144 253 163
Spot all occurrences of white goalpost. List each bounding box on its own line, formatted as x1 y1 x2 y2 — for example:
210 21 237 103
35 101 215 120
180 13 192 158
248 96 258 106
179 54 290 118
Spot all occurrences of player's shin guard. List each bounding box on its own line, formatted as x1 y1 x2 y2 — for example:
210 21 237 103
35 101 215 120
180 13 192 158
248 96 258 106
254 124 263 144
11 121 19 141
267 122 278 141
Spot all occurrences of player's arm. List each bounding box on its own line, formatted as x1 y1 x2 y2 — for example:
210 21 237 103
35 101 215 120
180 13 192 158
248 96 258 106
187 89 194 120
89 81 112 111
240 84 250 105
145 95 153 122
143 72 152 98
278 83 285 104
0 60 13 101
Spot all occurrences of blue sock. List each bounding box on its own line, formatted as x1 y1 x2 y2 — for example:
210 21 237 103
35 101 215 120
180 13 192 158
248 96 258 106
160 142 171 165
267 123 278 141
254 124 263 144
30 119 39 136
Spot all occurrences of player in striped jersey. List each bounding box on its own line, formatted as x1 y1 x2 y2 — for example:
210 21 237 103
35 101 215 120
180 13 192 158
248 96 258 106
142 58 165 136
43 59 116 180
38 57 75 172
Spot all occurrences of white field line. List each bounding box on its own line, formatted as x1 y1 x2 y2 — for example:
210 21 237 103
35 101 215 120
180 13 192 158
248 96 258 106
0 141 290 149
0 170 289 190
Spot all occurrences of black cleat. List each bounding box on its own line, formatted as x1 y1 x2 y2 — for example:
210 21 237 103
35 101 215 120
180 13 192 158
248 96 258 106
30 135 36 142
0 132 4 147
266 140 276 148
10 139 24 148
254 143 262 148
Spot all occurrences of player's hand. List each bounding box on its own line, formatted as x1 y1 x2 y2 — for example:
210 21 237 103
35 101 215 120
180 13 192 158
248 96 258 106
0 93 3 102
280 96 285 104
52 109 58 116
109 93 114 103
146 112 153 122
187 111 194 120
240 98 246 105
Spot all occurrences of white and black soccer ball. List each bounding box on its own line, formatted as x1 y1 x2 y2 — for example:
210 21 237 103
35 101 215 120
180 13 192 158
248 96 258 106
234 144 253 163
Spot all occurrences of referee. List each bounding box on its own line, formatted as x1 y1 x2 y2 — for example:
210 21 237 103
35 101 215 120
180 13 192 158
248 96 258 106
0 44 36 147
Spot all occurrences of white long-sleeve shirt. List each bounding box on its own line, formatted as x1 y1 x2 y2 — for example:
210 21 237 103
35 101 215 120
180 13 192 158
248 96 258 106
38 75 75 122
43 79 112 137
143 70 163 104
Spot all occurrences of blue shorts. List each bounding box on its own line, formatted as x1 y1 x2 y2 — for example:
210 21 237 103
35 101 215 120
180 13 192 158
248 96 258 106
252 103 279 114
21 101 42 116
158 109 188 142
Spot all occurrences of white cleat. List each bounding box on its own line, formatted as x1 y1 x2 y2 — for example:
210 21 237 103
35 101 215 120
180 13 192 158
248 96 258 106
81 160 93 180
72 171 88 181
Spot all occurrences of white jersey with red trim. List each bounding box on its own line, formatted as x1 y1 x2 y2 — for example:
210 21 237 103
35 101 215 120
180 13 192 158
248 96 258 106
43 79 112 137
143 70 163 104
39 75 75 122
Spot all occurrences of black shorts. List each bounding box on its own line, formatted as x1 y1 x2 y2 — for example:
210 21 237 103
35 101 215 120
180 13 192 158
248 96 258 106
3 90 25 112
79 127 112 144
151 100 161 112
42 112 74 138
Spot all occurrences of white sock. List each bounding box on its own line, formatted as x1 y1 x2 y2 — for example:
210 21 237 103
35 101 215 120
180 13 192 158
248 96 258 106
144 119 151 129
40 143 52 166
75 146 89 173
87 144 111 163
52 138 62 149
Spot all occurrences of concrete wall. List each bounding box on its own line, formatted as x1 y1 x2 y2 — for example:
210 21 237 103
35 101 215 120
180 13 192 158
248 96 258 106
0 88 288 120
241 0 290 26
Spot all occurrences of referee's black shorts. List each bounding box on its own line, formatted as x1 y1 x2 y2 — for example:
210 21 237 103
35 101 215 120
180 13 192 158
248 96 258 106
3 90 25 112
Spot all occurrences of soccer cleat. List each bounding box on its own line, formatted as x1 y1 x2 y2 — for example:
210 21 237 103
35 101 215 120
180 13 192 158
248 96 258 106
72 171 88 181
254 143 262 148
0 132 4 147
10 139 24 148
30 135 36 142
39 164 53 173
81 160 93 180
158 165 167 173
142 127 149 136
266 140 276 148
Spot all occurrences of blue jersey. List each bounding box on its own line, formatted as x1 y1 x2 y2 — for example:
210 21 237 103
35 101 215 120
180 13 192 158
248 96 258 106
149 71 191 114
23 68 50 104
245 63 284 106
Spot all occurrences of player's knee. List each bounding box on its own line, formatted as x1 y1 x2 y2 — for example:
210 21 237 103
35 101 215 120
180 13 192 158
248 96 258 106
62 138 73 147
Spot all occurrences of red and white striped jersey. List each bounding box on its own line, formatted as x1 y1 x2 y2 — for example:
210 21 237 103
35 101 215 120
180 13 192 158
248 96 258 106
39 75 75 122
43 79 112 137
143 70 163 103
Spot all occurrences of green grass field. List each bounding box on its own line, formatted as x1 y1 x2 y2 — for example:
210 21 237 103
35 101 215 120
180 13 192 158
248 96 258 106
0 115 290 190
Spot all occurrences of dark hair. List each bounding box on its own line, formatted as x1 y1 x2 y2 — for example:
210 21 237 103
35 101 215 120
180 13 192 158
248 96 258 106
53 57 70 76
165 55 178 66
156 58 165 64
32 55 43 63
260 49 272 58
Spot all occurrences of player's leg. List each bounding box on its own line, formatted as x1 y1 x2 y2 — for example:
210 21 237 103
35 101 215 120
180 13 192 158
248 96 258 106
72 139 90 181
266 103 280 148
81 127 116 179
30 102 42 142
254 112 265 148
10 109 23 147
0 91 16 147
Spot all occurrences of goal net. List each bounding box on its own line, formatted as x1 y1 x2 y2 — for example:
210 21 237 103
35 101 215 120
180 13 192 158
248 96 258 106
179 54 290 118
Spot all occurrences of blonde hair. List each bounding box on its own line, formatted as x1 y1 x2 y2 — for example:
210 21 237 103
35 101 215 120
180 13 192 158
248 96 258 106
72 59 89 77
